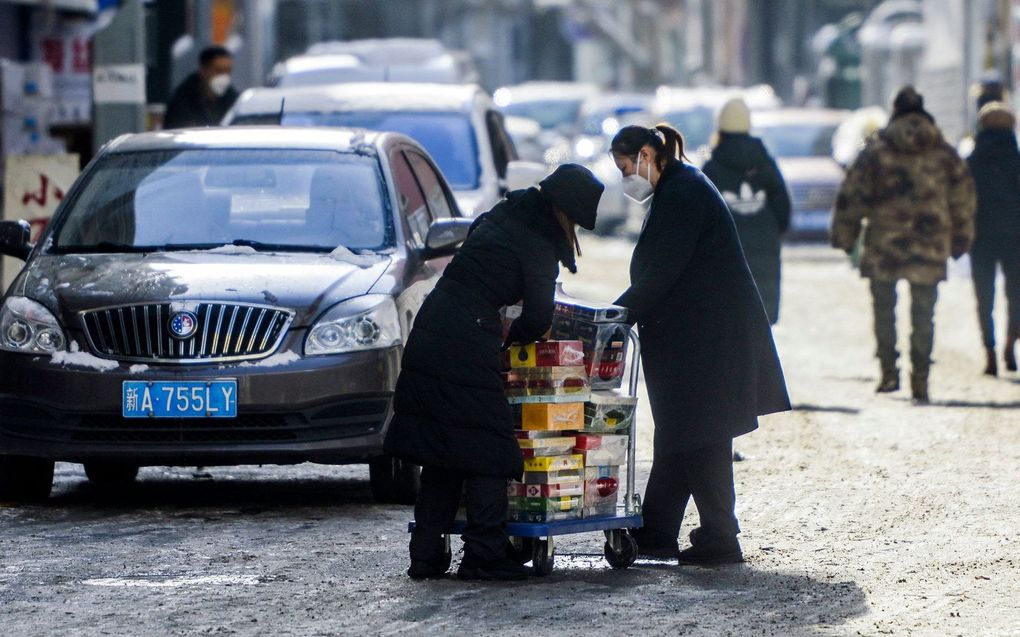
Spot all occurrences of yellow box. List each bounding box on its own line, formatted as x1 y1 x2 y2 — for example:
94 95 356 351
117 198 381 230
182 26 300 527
522 454 583 472
520 402 585 431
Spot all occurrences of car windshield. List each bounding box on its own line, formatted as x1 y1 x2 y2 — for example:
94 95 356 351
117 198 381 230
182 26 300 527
502 100 583 130
51 149 392 253
279 111 480 190
662 107 717 150
756 123 839 158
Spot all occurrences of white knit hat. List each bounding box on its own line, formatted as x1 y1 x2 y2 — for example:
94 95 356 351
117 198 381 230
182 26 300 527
718 98 751 134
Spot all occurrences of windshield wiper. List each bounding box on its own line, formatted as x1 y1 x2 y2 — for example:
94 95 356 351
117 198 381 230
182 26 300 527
53 241 153 254
158 239 320 253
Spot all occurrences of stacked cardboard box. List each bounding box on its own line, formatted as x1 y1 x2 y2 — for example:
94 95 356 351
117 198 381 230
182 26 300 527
550 293 631 390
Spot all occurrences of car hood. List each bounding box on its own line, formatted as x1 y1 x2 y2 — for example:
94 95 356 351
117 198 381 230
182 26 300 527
17 251 393 327
775 157 844 184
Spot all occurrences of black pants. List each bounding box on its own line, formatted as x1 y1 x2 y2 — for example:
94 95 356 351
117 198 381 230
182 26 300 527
410 466 509 565
640 439 739 546
971 249 1020 348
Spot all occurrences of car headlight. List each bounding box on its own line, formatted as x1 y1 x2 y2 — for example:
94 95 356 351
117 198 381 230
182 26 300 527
0 296 66 354
305 295 401 356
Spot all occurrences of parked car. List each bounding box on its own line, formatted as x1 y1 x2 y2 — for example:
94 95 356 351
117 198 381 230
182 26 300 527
753 108 850 240
225 83 546 216
0 126 476 504
269 38 479 87
494 81 601 159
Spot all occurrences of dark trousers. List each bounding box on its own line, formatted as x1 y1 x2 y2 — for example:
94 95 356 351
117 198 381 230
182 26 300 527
870 279 938 374
410 466 508 564
971 249 1020 348
640 439 739 545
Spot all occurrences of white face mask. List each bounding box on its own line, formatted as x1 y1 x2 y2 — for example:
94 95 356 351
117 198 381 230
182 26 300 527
622 153 654 203
208 73 231 97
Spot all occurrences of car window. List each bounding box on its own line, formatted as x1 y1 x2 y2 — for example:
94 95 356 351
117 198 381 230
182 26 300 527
389 149 431 248
756 124 839 158
502 100 583 130
405 151 455 220
51 149 393 253
280 111 481 190
662 107 717 150
484 110 518 178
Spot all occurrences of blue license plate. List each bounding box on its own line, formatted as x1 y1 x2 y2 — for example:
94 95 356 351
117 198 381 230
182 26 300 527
122 381 238 419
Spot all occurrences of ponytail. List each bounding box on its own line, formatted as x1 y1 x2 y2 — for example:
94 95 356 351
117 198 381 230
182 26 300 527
610 122 687 170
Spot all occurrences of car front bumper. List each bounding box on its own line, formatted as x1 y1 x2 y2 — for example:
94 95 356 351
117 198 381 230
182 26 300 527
0 345 401 466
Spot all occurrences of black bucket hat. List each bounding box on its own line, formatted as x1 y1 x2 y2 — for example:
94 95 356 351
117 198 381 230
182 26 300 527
538 163 604 231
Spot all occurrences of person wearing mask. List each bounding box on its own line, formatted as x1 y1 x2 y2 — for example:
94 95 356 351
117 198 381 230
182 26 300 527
385 164 603 581
702 98 792 324
966 102 1020 376
609 124 790 565
163 46 239 129
832 87 976 402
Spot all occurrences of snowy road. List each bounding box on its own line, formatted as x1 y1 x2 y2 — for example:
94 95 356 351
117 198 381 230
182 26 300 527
1 238 1018 635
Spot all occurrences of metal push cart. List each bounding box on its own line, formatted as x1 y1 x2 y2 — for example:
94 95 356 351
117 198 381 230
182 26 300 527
409 329 643 576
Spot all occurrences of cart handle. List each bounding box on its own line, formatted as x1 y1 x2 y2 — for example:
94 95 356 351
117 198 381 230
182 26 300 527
625 328 641 516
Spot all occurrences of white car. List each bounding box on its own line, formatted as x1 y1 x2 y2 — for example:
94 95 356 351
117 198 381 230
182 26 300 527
224 83 546 216
494 81 601 159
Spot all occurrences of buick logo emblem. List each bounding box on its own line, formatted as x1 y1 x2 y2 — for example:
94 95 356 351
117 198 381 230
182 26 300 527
169 311 198 340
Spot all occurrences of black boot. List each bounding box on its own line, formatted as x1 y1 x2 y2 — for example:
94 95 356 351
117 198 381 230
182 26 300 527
1006 336 1018 372
910 371 929 404
630 527 680 560
984 347 998 377
677 528 743 566
876 366 900 393
457 551 529 581
408 559 450 580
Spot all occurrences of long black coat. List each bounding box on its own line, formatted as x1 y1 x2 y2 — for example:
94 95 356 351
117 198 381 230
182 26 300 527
163 73 239 129
702 134 791 324
616 160 790 454
385 188 573 478
966 129 1020 258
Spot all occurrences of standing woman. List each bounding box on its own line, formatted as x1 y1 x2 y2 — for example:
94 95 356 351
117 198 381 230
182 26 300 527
966 102 1020 375
385 164 603 581
610 125 791 564
702 98 792 324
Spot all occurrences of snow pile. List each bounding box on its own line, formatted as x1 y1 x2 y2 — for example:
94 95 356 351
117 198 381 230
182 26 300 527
207 245 258 255
237 351 302 368
128 364 149 374
50 342 119 372
327 246 380 268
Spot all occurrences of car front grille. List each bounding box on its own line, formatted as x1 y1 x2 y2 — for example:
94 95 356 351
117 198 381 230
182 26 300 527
790 183 839 211
80 302 293 364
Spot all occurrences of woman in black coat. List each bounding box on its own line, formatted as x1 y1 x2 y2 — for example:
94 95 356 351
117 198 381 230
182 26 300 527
385 164 603 581
611 124 790 565
702 98 792 324
966 102 1020 375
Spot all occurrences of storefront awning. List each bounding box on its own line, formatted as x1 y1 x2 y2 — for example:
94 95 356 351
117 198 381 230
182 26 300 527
0 0 98 14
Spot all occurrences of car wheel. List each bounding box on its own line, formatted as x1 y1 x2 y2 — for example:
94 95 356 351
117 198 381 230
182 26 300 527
369 456 420 505
0 455 54 502
84 462 140 485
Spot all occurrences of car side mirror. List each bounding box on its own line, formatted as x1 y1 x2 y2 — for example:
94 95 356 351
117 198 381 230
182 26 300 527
423 218 473 260
504 160 548 192
0 220 32 260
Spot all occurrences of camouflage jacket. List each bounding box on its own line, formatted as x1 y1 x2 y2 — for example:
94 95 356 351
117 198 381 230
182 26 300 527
831 113 976 284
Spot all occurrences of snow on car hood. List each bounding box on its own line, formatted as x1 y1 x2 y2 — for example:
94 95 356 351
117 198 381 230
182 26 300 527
17 251 393 328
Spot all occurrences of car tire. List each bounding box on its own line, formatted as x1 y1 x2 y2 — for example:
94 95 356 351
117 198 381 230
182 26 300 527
84 462 139 485
0 455 54 502
369 456 420 505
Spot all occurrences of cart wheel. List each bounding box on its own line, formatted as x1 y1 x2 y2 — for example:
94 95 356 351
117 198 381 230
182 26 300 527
531 539 554 576
604 530 638 569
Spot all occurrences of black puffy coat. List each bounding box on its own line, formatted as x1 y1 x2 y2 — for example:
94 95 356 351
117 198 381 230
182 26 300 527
966 128 1020 258
702 133 791 324
616 160 790 454
163 73 239 129
384 188 574 478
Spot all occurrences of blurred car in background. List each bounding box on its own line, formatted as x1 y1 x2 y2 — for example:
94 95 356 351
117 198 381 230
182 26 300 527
503 115 545 164
0 127 476 503
225 83 546 216
494 81 600 160
650 85 782 166
753 108 850 240
269 38 479 87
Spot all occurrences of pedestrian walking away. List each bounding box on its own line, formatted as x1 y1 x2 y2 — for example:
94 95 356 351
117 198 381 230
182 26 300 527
384 163 604 581
702 97 792 324
831 86 976 402
163 46 239 129
610 124 791 566
966 101 1020 376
